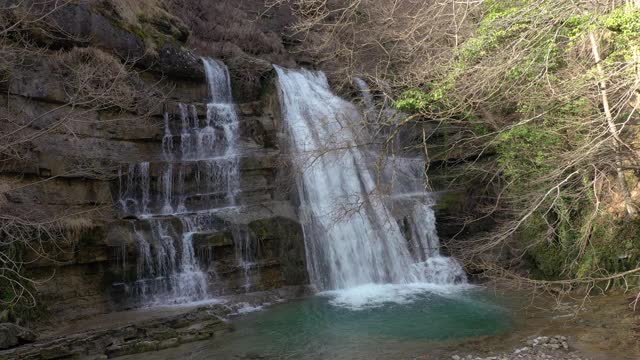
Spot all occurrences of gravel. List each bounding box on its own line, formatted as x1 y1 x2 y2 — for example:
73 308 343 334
450 336 589 360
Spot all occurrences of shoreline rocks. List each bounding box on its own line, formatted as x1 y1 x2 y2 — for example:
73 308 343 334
0 286 311 359
0 323 37 350
0 305 231 359
451 336 588 360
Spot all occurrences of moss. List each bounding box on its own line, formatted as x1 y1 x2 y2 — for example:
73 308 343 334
520 213 566 279
435 191 465 211
529 242 567 279
496 123 563 184
586 217 640 274
522 209 640 283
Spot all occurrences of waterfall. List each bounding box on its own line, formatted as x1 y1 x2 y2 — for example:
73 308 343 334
118 162 150 216
201 58 240 206
129 219 208 303
230 225 258 292
115 57 246 304
274 66 466 291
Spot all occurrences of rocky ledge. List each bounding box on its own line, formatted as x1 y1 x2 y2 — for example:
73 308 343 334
0 307 230 360
0 286 311 359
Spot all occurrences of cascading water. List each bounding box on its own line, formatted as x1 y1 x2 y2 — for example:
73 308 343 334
118 162 150 216
114 57 248 304
274 66 466 292
127 219 208 303
231 225 259 292
202 59 257 291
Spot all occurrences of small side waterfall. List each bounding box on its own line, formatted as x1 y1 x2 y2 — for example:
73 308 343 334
352 77 374 110
114 57 247 304
128 219 208 303
275 66 465 291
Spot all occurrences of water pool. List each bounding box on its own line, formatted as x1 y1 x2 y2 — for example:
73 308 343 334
165 285 511 359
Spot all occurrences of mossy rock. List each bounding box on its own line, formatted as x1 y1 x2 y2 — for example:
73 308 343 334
93 0 189 49
435 191 465 211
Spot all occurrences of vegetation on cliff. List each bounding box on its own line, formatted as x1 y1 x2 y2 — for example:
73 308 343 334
277 0 640 290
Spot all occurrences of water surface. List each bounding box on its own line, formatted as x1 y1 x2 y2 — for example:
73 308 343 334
177 285 511 359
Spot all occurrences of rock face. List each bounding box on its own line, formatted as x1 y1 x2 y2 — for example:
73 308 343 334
0 0 307 323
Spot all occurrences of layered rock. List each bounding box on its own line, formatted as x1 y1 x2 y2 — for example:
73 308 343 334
0 0 307 324
0 305 231 359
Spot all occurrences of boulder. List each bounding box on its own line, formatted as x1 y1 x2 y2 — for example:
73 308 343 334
0 323 37 350
140 44 205 81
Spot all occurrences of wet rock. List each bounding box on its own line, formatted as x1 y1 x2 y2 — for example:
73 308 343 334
16 2 201 81
236 351 276 359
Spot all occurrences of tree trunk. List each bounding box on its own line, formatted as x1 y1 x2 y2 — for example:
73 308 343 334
589 31 638 216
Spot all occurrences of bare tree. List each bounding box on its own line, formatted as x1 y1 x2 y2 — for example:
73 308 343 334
272 0 640 294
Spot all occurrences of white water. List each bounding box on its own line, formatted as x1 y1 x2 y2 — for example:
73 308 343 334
202 59 256 291
118 162 150 215
275 66 466 302
352 77 374 110
116 61 464 307
321 282 472 310
115 58 249 304
128 219 208 304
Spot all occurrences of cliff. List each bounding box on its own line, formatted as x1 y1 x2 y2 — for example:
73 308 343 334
0 0 308 324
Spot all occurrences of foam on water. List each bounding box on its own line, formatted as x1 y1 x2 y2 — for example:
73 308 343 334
233 302 267 315
158 297 227 309
320 282 474 310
